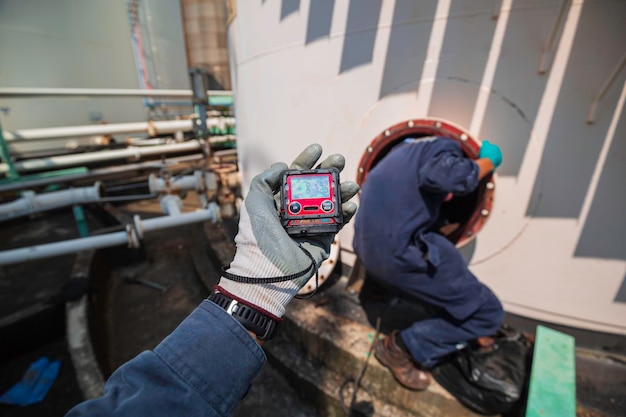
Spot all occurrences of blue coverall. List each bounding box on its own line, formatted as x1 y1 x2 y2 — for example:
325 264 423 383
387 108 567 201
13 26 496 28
65 300 265 417
353 137 503 368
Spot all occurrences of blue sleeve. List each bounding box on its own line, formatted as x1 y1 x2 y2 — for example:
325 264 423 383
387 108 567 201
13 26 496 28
418 140 479 195
65 300 266 417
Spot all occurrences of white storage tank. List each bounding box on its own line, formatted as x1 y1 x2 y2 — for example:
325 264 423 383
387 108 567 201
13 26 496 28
228 0 626 335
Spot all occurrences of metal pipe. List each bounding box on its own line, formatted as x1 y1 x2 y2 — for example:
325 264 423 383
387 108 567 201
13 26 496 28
538 0 570 74
0 141 202 174
4 120 194 141
0 230 129 266
0 183 102 222
134 206 218 237
148 171 206 193
0 154 204 194
587 53 626 124
0 206 219 266
0 121 18 178
0 87 232 98
160 195 182 216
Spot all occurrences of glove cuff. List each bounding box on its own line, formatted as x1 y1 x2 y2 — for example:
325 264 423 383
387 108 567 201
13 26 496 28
218 244 318 318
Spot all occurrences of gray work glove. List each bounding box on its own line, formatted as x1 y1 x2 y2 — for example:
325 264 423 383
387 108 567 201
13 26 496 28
217 144 359 318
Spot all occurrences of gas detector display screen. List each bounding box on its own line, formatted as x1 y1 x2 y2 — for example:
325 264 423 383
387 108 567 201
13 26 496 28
290 176 330 200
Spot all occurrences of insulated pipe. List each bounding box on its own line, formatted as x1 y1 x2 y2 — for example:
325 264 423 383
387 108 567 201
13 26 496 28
0 154 204 194
133 207 218 237
149 173 199 193
160 195 183 216
0 206 219 266
0 183 102 222
4 120 194 141
0 87 232 98
0 141 203 174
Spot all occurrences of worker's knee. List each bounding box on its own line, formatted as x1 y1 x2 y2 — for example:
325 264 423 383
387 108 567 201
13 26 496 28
477 288 505 335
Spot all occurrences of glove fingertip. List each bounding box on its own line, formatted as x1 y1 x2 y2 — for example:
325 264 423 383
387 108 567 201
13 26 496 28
342 201 358 224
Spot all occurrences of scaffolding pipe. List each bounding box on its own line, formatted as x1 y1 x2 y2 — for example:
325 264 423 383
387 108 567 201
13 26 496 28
0 207 218 266
0 183 102 222
0 87 232 98
4 120 194 141
0 141 203 174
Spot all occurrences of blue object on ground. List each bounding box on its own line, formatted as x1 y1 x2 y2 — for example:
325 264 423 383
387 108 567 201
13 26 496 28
0 357 61 406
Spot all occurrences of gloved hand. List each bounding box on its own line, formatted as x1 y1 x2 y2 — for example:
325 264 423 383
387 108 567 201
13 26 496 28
217 144 359 319
479 140 503 168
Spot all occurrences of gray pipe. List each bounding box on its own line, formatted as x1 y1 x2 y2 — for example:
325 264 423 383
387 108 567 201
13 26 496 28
4 120 194 141
0 154 204 194
0 205 219 266
0 183 102 222
0 87 232 98
0 141 203 174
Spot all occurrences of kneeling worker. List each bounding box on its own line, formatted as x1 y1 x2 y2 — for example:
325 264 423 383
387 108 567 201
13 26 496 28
353 136 504 390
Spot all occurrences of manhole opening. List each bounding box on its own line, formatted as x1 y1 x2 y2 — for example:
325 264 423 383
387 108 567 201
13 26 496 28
356 118 494 247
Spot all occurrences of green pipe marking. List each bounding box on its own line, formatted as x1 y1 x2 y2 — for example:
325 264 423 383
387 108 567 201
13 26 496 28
0 121 19 179
0 167 88 186
208 95 233 106
72 205 89 237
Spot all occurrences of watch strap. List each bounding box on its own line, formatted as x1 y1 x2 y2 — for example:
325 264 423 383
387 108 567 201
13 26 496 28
208 292 279 340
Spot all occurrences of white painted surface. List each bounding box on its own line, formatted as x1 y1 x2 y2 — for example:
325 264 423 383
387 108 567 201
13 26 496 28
230 0 626 334
0 0 188 130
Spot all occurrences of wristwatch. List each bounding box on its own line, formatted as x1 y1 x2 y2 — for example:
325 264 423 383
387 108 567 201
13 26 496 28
208 292 279 340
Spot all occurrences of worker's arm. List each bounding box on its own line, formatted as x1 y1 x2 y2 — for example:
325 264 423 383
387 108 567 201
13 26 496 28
476 158 495 181
477 140 502 179
66 301 265 417
419 138 502 196
419 140 481 196
65 144 359 417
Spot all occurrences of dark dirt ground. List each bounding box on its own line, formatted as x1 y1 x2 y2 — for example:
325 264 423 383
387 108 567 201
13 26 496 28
1 199 625 417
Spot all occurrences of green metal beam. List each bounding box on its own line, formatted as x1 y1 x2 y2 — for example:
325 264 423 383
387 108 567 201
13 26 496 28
208 95 233 107
0 167 88 186
526 325 576 417
0 121 19 179
72 205 89 237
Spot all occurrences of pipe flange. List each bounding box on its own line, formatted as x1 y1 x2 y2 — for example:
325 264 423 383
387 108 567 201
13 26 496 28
126 223 141 249
194 170 207 192
133 214 144 240
206 202 222 222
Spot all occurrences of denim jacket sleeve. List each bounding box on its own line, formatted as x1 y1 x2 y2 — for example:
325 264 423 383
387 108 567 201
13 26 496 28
65 300 266 417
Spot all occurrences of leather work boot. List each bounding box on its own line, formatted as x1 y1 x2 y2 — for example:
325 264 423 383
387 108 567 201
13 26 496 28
374 331 431 391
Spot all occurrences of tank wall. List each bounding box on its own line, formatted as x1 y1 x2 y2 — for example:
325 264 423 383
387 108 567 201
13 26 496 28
229 0 626 334
0 0 189 132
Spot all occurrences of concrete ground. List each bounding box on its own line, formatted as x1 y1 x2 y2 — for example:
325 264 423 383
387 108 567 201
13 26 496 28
1 196 624 416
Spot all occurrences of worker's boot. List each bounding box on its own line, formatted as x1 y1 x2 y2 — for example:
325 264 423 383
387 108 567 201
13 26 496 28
374 331 431 391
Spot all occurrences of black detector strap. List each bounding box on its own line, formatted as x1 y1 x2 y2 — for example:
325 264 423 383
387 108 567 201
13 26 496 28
220 244 317 284
220 244 320 299
214 245 321 340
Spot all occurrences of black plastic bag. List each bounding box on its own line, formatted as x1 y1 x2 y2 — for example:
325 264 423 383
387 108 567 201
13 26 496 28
431 325 534 416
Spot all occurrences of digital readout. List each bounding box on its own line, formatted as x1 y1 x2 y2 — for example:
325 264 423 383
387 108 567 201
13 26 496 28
290 176 330 199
